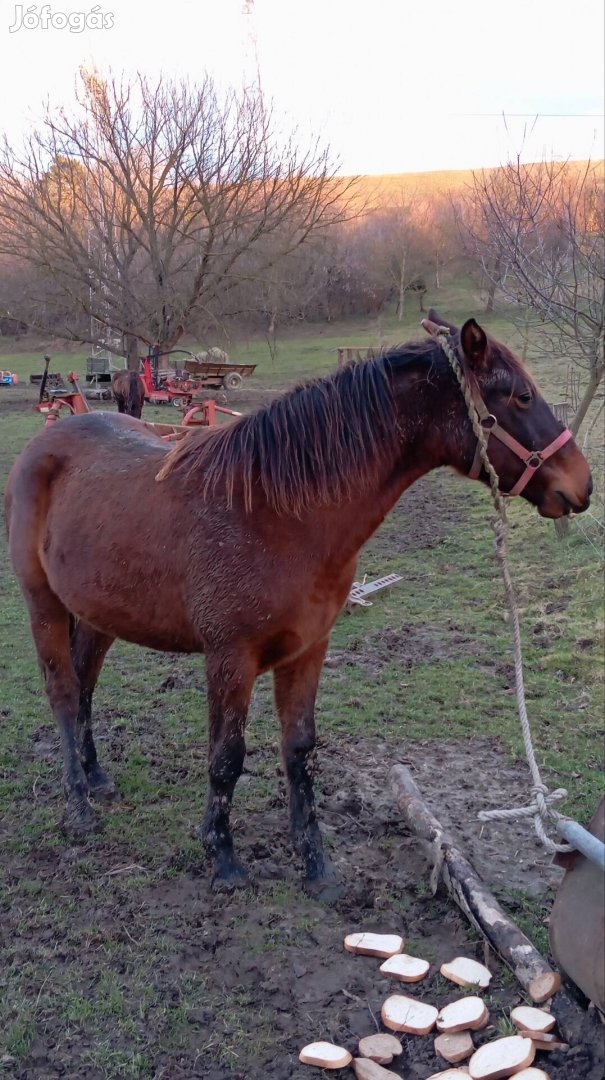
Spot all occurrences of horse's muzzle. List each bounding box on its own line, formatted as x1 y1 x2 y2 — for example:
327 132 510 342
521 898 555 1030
562 473 593 513
539 478 592 518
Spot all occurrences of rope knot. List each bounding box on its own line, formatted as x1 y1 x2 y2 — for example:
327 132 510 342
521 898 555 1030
531 783 549 797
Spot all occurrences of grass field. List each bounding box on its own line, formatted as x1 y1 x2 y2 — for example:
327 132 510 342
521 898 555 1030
0 279 603 1079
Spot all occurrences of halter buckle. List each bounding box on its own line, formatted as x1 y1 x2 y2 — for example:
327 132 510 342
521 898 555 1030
481 414 497 430
526 451 543 469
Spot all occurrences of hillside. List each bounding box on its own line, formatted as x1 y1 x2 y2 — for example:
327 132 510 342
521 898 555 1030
347 159 598 208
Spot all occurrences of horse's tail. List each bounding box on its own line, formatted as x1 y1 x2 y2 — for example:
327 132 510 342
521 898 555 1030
126 371 143 418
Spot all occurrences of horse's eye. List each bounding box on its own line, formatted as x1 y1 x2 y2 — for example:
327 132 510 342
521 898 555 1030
516 390 532 406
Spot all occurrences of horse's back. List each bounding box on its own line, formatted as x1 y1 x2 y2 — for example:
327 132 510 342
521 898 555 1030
5 413 167 532
15 410 164 460
4 413 201 647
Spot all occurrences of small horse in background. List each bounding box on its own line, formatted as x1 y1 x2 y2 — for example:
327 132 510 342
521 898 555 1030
111 369 145 418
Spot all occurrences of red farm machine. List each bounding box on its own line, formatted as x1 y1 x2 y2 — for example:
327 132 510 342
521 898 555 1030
141 346 256 408
33 353 242 436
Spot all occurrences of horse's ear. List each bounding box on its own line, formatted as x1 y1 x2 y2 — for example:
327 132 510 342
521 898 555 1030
460 319 488 370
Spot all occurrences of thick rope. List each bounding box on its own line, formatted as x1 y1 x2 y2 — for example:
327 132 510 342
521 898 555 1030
437 330 571 854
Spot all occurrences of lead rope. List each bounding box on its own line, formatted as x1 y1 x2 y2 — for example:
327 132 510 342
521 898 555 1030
437 330 572 855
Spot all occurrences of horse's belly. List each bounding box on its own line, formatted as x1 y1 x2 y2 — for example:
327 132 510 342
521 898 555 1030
67 587 200 653
42 538 201 652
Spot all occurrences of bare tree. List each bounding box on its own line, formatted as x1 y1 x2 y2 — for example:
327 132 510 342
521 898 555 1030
424 193 464 290
0 70 357 368
463 160 604 433
377 187 430 320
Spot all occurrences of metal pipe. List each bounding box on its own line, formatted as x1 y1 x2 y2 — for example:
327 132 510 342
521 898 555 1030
557 819 605 871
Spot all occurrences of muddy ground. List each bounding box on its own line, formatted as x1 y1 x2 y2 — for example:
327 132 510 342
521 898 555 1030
4 731 602 1080
1 388 603 1080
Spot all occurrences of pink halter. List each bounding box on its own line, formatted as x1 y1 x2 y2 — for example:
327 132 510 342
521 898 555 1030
467 381 573 496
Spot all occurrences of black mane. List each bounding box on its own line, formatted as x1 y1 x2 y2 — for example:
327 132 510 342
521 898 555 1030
156 334 527 514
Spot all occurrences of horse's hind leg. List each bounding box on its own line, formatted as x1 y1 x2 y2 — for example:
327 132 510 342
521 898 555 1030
201 653 255 888
70 621 117 802
25 589 100 835
273 637 342 899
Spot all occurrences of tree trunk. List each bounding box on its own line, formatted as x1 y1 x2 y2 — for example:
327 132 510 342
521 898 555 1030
397 252 407 321
266 312 278 363
157 327 186 369
126 335 139 371
485 255 502 313
570 364 604 438
485 278 497 313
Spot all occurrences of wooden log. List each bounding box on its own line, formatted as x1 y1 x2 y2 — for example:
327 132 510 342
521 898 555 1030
389 764 603 1057
390 764 550 986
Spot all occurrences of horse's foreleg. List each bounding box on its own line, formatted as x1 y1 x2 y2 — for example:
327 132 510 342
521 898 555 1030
202 656 254 888
274 638 341 898
26 590 100 835
70 621 117 802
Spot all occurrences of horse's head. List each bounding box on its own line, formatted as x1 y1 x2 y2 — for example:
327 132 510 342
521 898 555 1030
425 312 592 519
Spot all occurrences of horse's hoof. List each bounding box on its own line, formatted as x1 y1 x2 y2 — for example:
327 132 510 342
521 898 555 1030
303 877 345 904
211 857 250 891
85 764 120 803
302 854 343 903
88 777 121 805
60 799 102 838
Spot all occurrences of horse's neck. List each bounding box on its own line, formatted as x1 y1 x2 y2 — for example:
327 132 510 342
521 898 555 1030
313 431 441 564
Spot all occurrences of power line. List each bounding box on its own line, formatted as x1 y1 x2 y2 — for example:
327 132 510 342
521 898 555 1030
456 113 604 118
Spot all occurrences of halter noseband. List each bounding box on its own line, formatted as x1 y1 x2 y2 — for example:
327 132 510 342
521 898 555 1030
466 380 573 496
423 321 574 498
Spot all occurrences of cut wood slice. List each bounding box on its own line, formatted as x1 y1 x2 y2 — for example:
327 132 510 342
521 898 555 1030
299 1041 353 1069
516 1030 567 1051
426 1070 471 1079
437 996 490 1033
381 994 438 1035
379 953 430 982
434 1029 475 1062
441 957 492 989
528 971 561 1004
344 933 404 958
351 1058 401 1079
510 1006 556 1034
513 1070 551 1079
357 1033 403 1065
468 1035 535 1079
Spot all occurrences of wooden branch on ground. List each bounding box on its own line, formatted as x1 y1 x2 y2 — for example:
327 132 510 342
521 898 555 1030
389 763 603 1054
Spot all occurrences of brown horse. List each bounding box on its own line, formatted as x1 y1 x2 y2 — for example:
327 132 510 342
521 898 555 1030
4 317 592 897
111 369 145 418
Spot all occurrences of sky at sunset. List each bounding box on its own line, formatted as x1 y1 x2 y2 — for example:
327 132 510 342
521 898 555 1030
2 0 603 174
